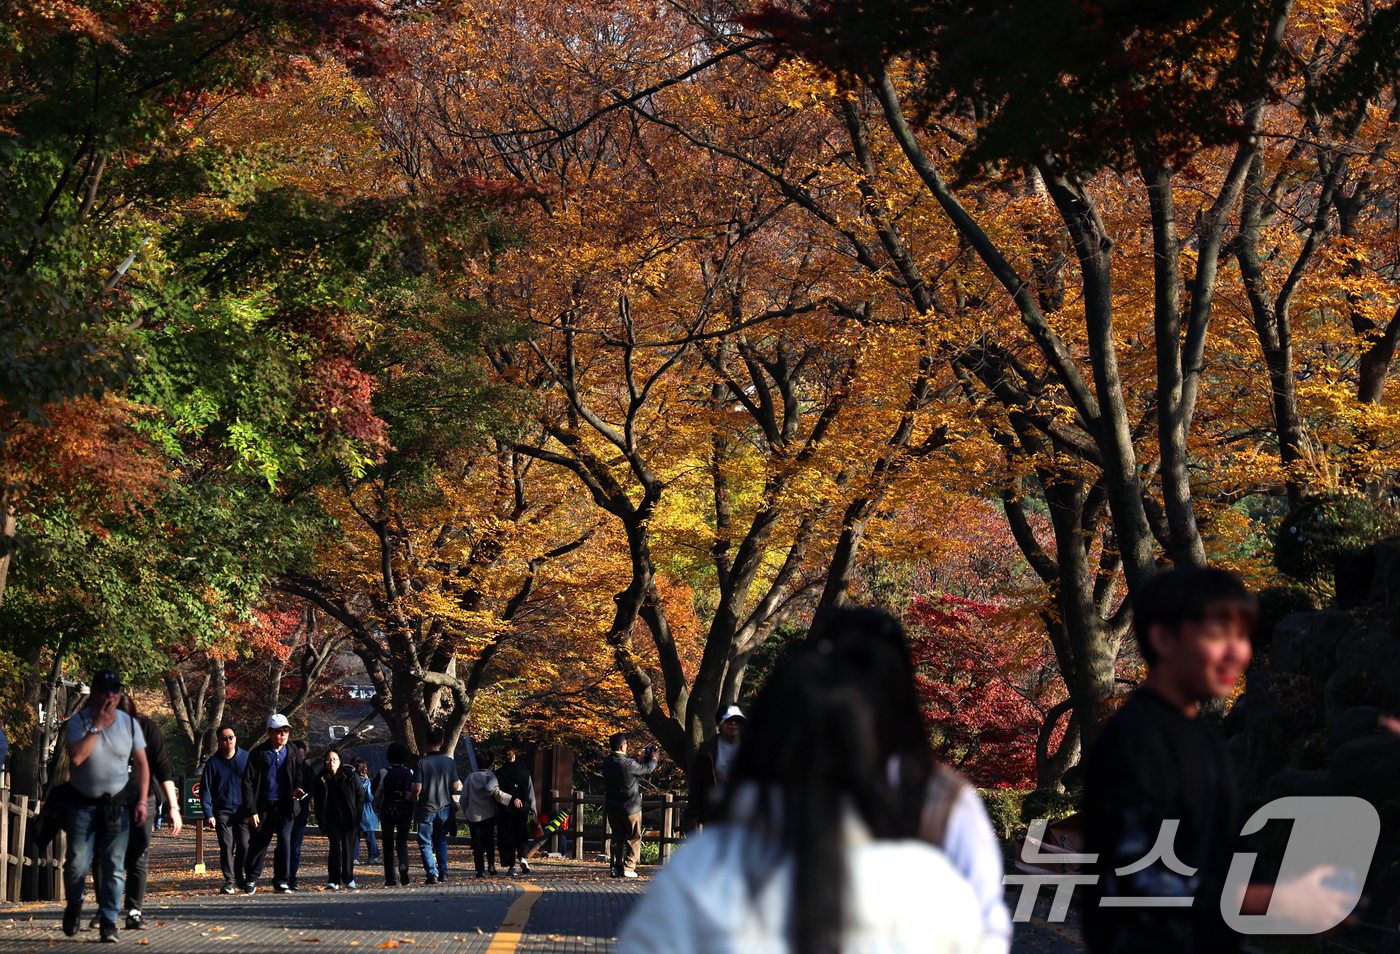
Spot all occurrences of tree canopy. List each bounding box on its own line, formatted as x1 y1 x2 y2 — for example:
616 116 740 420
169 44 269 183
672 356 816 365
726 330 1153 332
5 0 1400 795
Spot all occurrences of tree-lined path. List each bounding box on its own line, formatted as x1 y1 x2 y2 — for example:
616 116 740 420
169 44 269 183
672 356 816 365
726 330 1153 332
0 843 1085 953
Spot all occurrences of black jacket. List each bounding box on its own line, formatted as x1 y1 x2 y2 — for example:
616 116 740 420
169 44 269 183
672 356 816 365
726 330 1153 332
685 735 722 828
313 766 366 829
121 714 174 806
495 759 535 813
602 751 657 816
1084 689 1242 954
242 740 307 814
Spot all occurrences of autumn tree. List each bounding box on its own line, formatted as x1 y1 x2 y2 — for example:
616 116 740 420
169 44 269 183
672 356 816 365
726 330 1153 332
354 6 990 766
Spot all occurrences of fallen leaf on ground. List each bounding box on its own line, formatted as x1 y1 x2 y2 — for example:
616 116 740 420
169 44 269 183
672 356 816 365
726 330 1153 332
375 944 398 950
303 938 322 943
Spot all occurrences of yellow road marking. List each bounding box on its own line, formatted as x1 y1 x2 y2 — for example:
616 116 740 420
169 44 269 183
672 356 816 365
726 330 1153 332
484 882 543 954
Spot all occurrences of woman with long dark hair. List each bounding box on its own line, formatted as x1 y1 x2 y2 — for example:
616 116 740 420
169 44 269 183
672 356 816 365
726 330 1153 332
812 609 1013 952
312 748 366 891
617 608 986 954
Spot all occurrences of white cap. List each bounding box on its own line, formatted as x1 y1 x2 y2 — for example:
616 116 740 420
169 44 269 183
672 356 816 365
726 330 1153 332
267 714 291 730
717 704 746 725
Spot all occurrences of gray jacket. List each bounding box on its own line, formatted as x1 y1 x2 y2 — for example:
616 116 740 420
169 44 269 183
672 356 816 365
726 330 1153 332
463 769 511 822
603 751 658 816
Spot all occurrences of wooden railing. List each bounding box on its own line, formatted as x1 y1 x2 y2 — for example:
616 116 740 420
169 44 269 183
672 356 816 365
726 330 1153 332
0 786 65 903
543 789 687 863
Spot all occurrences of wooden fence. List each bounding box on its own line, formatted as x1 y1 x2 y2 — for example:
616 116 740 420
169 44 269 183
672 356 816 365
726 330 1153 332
0 784 65 903
543 790 687 863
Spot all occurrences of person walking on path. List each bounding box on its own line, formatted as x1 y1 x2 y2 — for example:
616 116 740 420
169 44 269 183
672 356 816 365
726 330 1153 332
1085 568 1354 954
602 734 658 878
313 748 366 891
60 670 150 942
494 743 536 876
411 727 461 884
685 705 744 831
200 725 250 895
242 714 308 894
376 742 417 886
615 637 985 954
288 740 311 890
464 751 512 878
351 757 380 863
116 693 182 932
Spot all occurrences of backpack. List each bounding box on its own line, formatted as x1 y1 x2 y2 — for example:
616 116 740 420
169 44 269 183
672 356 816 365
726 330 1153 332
380 764 415 823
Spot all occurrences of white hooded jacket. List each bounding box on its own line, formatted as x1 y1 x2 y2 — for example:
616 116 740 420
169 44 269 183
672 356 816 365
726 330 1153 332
616 818 987 954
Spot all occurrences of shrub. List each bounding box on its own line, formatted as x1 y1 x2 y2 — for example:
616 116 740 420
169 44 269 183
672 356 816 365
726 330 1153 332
1020 785 1081 825
1274 493 1400 587
979 788 1029 839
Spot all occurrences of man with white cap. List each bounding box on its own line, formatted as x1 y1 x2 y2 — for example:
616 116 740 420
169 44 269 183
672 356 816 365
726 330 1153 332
241 714 307 894
685 705 745 831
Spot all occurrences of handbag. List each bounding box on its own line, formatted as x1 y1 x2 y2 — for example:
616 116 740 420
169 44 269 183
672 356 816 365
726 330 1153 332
530 816 545 839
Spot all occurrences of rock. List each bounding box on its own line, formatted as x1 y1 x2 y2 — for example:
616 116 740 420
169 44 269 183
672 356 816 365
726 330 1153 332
1328 734 1400 801
1371 538 1400 610
1325 633 1400 723
1238 701 1300 802
1329 706 1384 754
1272 610 1353 683
1224 669 1272 736
1263 769 1329 801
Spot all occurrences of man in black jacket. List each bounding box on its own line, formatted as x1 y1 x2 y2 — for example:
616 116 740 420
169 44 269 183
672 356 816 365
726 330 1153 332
1085 568 1354 954
241 714 307 894
200 725 250 895
685 705 744 831
602 734 658 878
494 743 536 876
118 695 182 931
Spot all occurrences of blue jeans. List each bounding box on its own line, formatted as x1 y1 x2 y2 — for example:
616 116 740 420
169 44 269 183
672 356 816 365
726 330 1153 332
289 821 307 887
355 828 378 861
64 803 131 923
416 807 450 877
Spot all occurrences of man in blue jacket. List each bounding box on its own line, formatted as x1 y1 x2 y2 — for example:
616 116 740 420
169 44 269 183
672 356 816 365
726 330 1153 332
201 725 250 895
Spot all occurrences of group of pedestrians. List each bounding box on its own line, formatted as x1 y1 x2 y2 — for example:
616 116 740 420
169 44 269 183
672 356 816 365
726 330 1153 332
61 564 1347 954
197 722 539 896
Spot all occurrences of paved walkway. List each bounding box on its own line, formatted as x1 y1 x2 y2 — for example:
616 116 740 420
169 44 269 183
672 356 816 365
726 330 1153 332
0 842 1087 953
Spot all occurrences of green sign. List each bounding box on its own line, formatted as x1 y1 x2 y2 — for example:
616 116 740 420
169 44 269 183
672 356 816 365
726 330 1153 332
183 777 206 820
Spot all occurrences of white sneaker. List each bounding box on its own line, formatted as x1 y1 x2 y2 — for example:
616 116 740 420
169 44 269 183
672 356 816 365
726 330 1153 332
506 866 518 877
326 883 339 891
622 870 638 879
346 881 358 890
519 859 531 873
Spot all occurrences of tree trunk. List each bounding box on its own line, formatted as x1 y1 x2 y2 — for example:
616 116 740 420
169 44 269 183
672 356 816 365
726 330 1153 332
0 488 15 609
1035 699 1081 792
1144 163 1207 567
